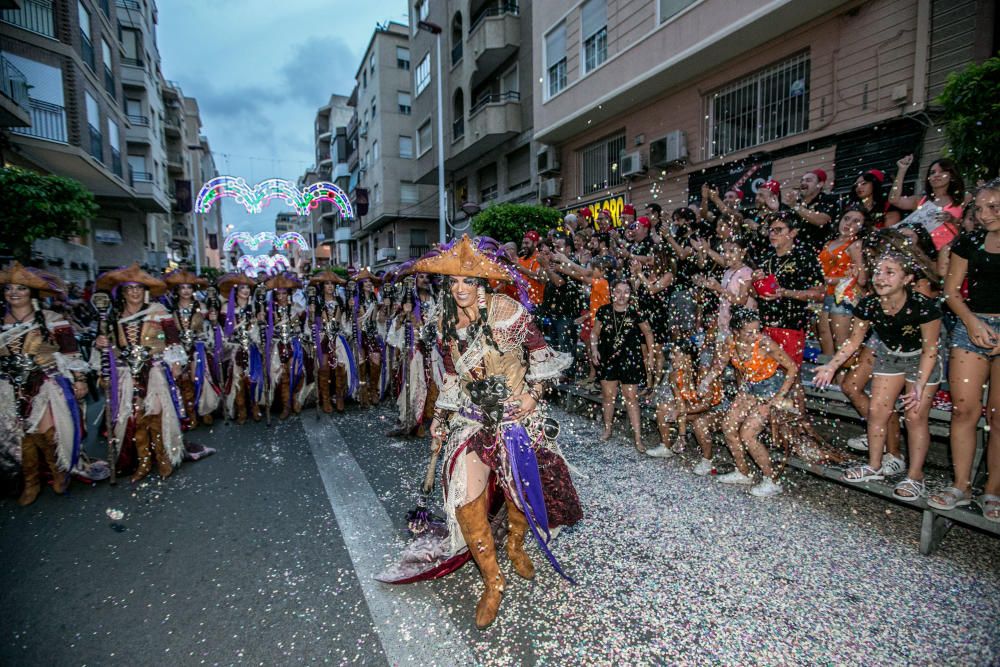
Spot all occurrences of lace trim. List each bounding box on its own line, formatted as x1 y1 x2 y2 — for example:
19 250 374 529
525 348 573 382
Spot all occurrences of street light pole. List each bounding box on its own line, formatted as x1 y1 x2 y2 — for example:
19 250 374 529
419 20 447 246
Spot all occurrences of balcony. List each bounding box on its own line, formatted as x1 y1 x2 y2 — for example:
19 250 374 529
376 247 396 262
164 114 182 136
125 117 152 144
1 0 56 39
409 244 430 258
116 0 141 9
447 91 521 169
166 150 184 171
0 53 31 127
10 98 67 143
120 59 148 87
468 2 519 74
334 226 352 243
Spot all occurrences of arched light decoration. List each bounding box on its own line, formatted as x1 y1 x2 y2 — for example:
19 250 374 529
196 176 354 218
237 254 291 277
223 231 311 253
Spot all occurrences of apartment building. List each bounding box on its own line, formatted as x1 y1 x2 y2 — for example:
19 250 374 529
305 93 352 268
2 0 220 276
409 0 537 232
346 21 437 271
531 0 996 222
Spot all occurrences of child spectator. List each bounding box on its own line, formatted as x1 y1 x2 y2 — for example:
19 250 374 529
817 208 868 355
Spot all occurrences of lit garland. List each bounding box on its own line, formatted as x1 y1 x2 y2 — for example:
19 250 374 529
195 176 354 218
223 231 310 253
236 254 291 277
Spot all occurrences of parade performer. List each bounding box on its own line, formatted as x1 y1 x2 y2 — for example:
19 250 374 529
93 263 186 483
386 273 440 437
218 273 262 424
0 263 88 505
309 268 356 414
378 236 583 630
265 273 312 420
349 269 384 407
164 269 221 428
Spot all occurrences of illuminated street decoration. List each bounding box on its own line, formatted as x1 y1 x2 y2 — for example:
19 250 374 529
223 231 310 253
236 254 290 276
195 176 354 218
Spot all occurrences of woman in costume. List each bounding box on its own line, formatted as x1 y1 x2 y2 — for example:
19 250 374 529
1 262 89 505
218 273 263 424
381 236 583 630
309 268 356 414
93 263 186 483
164 269 221 428
265 273 312 420
348 269 384 407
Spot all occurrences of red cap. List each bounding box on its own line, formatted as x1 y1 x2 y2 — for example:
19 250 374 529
809 168 828 183
727 187 744 200
622 204 636 215
579 208 593 219
637 216 651 228
865 168 885 184
600 208 611 217
523 230 540 243
761 179 781 196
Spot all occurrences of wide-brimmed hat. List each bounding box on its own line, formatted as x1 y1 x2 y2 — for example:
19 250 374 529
308 268 346 286
264 272 301 291
351 268 381 285
217 272 257 297
163 268 208 288
96 262 167 296
410 235 513 283
0 261 64 296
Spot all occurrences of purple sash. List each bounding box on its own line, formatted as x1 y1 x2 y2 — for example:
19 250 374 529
54 375 82 470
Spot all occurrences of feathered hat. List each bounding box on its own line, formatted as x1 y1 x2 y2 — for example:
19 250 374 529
96 262 167 297
411 235 514 283
0 261 65 296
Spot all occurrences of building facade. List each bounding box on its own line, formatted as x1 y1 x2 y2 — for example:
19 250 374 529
530 0 996 222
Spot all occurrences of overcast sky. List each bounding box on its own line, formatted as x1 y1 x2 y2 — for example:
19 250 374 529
157 0 409 233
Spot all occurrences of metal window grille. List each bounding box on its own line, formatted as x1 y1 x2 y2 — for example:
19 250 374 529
579 131 625 195
705 51 810 158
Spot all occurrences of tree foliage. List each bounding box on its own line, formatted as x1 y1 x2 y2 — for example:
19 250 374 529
471 203 563 244
936 56 1000 183
0 166 98 262
198 266 223 283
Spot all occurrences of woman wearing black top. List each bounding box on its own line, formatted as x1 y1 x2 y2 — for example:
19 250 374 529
929 184 1000 521
590 280 655 453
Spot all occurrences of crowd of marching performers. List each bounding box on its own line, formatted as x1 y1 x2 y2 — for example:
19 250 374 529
0 258 455 504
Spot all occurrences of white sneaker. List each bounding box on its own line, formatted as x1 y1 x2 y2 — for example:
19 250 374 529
846 435 869 452
646 444 675 459
717 470 753 485
693 458 714 476
879 454 906 477
750 478 783 497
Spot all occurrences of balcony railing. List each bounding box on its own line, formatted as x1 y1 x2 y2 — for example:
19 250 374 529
409 245 430 258
469 2 519 34
451 42 463 66
1 54 30 111
470 90 520 115
129 167 153 184
1 0 56 38
122 56 144 68
167 150 183 165
104 67 115 99
111 147 122 177
11 98 67 143
80 31 95 71
453 117 465 141
116 0 141 10
127 113 149 126
88 126 103 161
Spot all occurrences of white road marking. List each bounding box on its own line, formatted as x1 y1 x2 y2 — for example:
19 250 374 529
302 418 472 666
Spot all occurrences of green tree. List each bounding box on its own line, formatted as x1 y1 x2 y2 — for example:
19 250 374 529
198 266 222 283
471 203 563 243
0 166 98 262
936 55 1000 183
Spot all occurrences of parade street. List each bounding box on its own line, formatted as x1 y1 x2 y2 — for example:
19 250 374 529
2 402 999 666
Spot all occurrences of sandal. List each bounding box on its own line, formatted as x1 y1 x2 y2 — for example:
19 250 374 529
926 486 973 511
892 478 926 503
977 494 1000 523
843 464 884 483
634 441 647 454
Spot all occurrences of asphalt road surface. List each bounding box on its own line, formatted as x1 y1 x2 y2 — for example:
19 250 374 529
2 401 1000 666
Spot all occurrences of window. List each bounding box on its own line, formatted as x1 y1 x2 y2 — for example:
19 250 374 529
371 97 376 119
400 182 419 204
579 131 626 195
121 28 142 66
109 121 121 175
373 183 381 204
364 150 370 169
501 64 518 95
397 91 411 115
399 135 413 159
581 0 607 74
372 140 379 163
415 54 431 95
369 53 375 75
102 39 115 97
706 52 810 158
414 0 428 30
362 69 367 89
416 120 432 156
545 23 567 97
128 155 148 181
507 146 530 191
478 163 498 202
397 47 411 70
659 0 698 23
78 2 94 70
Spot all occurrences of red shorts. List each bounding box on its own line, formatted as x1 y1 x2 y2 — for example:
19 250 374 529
764 327 805 367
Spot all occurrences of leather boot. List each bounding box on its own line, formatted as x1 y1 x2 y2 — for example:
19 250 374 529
456 490 505 629
180 376 199 429
150 418 173 479
317 368 333 414
358 362 370 408
235 383 248 425
37 428 67 495
416 381 439 437
368 363 381 405
334 367 347 412
17 433 42 506
278 369 292 420
505 499 535 580
131 416 153 483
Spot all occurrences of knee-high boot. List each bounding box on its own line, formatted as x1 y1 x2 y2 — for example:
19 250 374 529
36 427 67 495
455 489 505 629
505 499 535 580
180 375 199 429
416 381 439 437
358 362 370 408
131 415 153 483
149 416 173 479
17 433 42 506
317 368 333 413
367 362 381 406
234 379 248 424
278 365 292 420
333 366 347 412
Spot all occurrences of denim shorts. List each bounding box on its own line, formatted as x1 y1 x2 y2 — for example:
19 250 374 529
950 315 1000 359
871 338 942 384
743 371 785 399
822 294 854 317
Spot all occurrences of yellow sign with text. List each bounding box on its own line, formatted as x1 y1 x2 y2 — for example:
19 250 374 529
563 193 628 230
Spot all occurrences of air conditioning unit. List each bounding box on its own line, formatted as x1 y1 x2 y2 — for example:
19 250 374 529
539 177 561 198
619 151 645 178
360 123 368 138
649 130 688 167
376 247 396 261
537 145 560 175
